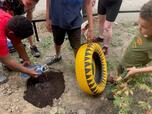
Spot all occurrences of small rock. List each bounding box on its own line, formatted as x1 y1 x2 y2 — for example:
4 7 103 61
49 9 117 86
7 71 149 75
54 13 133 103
58 107 65 114
7 90 13 95
10 103 13 107
5 84 10 88
8 109 12 113
17 110 20 113
16 99 19 102
58 98 62 105
50 107 57 114
100 96 105 101
15 106 19 110
3 91 7 95
4 106 9 110
77 109 86 114
11 108 15 112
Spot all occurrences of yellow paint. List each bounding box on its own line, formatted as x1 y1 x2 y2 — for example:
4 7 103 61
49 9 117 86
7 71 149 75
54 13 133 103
75 43 107 95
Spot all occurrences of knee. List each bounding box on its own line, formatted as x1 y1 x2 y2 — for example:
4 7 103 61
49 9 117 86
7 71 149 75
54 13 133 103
104 25 112 32
70 42 80 55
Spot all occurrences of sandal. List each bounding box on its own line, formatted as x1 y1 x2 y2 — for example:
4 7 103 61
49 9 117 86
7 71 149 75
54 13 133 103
46 55 62 65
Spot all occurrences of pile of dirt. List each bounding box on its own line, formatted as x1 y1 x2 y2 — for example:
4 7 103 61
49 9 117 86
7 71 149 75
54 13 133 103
23 70 65 108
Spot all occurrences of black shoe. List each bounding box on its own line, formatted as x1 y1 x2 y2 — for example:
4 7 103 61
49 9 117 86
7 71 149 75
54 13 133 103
92 37 104 42
30 45 40 58
46 55 62 65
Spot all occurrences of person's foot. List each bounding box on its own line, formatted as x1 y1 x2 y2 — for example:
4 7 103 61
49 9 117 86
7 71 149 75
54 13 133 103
92 36 104 42
0 73 8 84
30 45 40 58
46 55 62 65
102 46 109 56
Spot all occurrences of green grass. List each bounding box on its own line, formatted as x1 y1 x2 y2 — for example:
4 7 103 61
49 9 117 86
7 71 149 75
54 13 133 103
110 73 152 114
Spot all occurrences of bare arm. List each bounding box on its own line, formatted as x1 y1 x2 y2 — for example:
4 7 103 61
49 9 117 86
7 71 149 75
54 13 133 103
46 0 52 32
122 66 152 81
11 39 30 65
0 55 38 77
127 66 152 75
84 0 94 41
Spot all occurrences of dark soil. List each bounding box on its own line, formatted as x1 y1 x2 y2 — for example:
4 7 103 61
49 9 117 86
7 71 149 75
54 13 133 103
23 70 65 108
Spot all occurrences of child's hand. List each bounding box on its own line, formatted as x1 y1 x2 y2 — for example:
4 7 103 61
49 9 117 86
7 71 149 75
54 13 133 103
123 67 138 81
126 67 138 76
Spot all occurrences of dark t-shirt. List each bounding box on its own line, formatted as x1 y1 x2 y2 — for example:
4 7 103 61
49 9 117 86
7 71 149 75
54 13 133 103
49 0 83 29
0 0 25 15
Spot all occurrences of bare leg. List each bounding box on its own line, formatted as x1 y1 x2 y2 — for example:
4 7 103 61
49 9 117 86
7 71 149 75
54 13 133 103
26 10 40 57
103 20 112 48
26 10 33 47
55 44 61 58
28 36 33 46
98 14 106 38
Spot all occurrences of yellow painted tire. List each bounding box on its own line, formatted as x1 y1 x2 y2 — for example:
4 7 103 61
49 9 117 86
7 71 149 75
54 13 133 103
75 43 107 95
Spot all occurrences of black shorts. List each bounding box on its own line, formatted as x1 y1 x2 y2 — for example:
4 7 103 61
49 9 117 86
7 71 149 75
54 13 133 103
98 0 122 22
52 25 81 54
